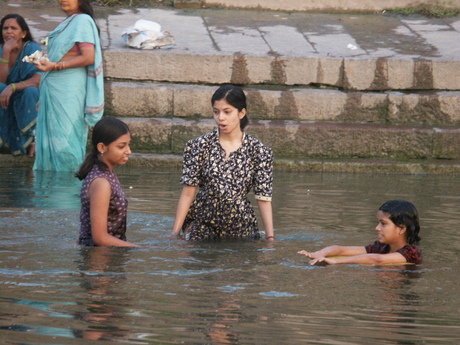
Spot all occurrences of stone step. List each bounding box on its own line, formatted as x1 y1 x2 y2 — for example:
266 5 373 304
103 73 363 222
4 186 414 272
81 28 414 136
3 151 459 174
104 51 460 92
106 82 460 125
120 117 460 160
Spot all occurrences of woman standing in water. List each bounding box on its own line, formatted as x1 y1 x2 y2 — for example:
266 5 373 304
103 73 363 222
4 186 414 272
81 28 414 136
0 14 41 156
33 0 104 172
171 85 275 241
76 117 139 247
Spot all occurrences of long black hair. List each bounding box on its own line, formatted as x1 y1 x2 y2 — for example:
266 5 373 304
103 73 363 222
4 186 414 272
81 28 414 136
77 0 100 35
379 200 421 245
0 14 34 45
76 117 130 180
211 85 249 130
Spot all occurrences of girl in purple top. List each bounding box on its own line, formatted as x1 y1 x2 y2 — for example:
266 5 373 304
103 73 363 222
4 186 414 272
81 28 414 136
76 117 139 247
298 200 422 265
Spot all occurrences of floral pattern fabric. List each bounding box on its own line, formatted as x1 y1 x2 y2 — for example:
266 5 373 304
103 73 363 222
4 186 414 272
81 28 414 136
365 241 423 264
78 165 128 246
180 130 273 241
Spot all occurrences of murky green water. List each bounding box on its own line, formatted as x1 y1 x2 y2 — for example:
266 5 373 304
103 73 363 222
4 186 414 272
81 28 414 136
0 165 459 344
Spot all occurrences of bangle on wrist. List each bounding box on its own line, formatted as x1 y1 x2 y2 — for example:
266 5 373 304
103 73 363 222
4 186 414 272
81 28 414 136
10 83 16 92
55 62 66 71
266 235 275 240
0 58 9 63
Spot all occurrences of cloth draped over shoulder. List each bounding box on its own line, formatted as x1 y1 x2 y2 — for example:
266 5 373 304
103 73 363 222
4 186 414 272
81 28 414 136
44 13 104 125
34 14 104 172
0 41 41 155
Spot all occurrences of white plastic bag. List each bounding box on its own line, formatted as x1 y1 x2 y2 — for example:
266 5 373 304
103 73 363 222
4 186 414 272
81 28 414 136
121 19 175 49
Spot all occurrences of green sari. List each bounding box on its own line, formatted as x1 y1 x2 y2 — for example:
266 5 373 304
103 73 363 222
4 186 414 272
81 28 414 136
34 14 104 172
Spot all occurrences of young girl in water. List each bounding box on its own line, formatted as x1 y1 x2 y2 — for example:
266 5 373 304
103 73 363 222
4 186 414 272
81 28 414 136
298 200 422 265
171 85 275 241
76 117 139 247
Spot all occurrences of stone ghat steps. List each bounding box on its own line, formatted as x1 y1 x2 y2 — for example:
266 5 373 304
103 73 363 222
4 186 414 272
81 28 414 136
127 152 460 174
106 82 460 125
120 117 460 160
106 81 460 161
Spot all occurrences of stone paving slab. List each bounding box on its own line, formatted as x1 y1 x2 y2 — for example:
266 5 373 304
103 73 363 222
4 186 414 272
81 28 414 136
201 0 460 12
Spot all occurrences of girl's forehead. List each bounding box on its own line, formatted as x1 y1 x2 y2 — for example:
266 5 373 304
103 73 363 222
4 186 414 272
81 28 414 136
213 99 234 108
112 132 131 143
376 210 390 218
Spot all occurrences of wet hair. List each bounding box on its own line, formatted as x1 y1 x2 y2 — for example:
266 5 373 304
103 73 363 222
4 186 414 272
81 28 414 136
211 85 249 130
75 117 130 180
379 200 421 245
0 14 34 45
77 0 100 35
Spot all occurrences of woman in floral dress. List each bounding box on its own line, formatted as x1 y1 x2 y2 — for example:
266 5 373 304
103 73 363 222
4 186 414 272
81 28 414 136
171 85 275 241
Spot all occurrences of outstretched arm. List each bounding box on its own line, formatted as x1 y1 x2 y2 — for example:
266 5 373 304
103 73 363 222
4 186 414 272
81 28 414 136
298 245 366 259
309 252 407 266
171 185 197 237
89 178 140 247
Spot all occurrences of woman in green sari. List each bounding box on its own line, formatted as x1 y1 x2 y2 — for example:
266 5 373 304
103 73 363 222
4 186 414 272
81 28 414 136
33 0 104 172
0 14 41 157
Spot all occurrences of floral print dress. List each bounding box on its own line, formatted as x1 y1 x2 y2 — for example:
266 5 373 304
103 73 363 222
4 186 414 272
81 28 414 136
180 130 273 241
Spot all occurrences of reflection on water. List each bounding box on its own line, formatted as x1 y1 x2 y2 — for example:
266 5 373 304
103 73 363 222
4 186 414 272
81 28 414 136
0 165 459 344
0 168 81 209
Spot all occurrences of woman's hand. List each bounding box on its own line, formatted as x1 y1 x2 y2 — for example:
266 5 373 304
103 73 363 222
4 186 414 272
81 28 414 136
169 231 182 239
2 37 22 54
0 85 13 109
308 257 337 265
297 250 321 259
33 60 57 72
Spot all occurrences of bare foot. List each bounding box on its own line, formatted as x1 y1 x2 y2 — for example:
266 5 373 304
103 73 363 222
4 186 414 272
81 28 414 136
27 142 35 157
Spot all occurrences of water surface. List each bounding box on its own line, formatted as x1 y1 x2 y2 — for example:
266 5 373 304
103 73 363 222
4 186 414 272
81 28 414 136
0 165 459 344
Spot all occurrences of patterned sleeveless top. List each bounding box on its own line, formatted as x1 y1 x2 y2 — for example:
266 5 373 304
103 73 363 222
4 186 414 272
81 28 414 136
78 165 128 246
365 241 423 264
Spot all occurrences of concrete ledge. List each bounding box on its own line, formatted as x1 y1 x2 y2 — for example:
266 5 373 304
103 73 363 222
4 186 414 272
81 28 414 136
3 153 458 174
103 51 460 91
129 153 460 175
202 0 460 12
119 117 460 159
106 82 460 125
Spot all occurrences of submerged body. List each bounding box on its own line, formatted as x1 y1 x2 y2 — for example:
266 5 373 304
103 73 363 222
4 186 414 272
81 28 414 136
298 200 423 265
78 164 128 246
172 85 275 241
